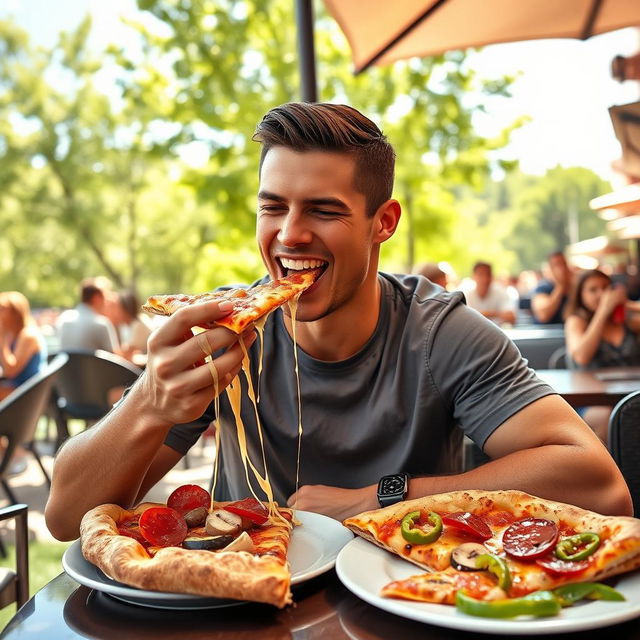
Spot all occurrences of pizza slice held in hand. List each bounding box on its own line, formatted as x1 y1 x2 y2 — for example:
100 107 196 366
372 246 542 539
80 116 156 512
142 268 322 334
80 484 295 607
343 490 640 617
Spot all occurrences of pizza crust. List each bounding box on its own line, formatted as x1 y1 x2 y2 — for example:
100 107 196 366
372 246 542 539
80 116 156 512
80 502 292 607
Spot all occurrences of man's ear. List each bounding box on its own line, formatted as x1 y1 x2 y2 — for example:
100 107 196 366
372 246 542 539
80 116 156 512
373 199 401 244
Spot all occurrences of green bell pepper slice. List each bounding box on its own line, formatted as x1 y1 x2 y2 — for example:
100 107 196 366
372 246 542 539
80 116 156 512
555 532 600 561
552 582 625 607
475 553 512 592
400 510 443 545
456 589 561 619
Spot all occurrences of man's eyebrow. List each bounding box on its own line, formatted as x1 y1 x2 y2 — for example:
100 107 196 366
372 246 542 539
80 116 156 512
258 191 350 211
258 190 285 202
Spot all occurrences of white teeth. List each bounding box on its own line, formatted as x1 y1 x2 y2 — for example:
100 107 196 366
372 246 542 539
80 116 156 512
281 258 325 270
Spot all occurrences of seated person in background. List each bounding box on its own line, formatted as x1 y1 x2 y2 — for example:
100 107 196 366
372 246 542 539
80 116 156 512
565 268 640 442
531 251 573 325
57 277 121 354
0 291 47 401
114 290 153 363
412 262 448 289
462 261 516 326
45 102 631 541
0 291 48 474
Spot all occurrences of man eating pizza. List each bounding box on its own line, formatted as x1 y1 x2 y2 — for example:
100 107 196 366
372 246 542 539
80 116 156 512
45 102 632 542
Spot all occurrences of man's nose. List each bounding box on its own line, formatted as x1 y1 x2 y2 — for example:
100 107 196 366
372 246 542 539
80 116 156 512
277 212 312 246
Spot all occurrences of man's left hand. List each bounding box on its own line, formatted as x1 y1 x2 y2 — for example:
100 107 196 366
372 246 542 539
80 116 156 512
287 484 377 521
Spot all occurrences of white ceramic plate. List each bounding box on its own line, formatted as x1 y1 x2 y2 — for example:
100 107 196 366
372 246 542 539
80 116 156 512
336 537 640 635
63 510 352 610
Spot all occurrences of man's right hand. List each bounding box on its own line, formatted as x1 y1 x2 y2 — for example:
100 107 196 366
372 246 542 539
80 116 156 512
132 300 256 428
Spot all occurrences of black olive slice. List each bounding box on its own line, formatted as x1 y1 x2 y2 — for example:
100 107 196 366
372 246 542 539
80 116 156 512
182 535 235 550
450 542 488 571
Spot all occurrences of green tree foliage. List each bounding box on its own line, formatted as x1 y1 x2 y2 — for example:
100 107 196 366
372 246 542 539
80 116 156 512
0 18 209 306
502 166 611 272
0 0 609 310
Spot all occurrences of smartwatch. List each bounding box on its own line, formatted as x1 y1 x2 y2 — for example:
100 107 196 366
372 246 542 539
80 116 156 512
377 472 409 508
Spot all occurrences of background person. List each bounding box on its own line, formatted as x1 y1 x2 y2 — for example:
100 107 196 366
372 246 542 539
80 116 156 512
461 261 516 326
56 277 121 354
45 102 631 541
531 251 573 325
564 269 640 442
412 262 448 289
0 291 48 474
112 290 153 365
0 291 48 401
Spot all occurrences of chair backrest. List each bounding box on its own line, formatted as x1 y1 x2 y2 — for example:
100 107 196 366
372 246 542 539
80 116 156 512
548 346 569 369
54 350 142 419
0 353 69 477
608 390 640 516
506 329 566 370
0 504 28 609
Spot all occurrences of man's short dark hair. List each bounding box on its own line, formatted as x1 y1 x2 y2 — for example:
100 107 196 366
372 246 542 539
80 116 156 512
253 102 395 217
80 277 107 304
472 261 492 275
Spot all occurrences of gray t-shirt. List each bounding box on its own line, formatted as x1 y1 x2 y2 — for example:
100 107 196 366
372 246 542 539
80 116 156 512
57 303 119 353
165 273 554 503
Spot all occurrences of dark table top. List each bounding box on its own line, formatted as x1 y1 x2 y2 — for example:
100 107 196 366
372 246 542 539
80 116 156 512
536 368 640 407
3 571 640 640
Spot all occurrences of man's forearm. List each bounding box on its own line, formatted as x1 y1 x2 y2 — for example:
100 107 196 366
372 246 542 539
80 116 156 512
404 444 631 516
45 397 174 541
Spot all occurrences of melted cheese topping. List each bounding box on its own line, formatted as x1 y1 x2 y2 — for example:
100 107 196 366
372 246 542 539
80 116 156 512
204 285 308 530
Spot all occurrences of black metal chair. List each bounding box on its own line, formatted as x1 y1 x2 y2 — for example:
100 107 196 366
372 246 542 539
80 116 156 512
509 330 566 370
0 353 69 503
608 390 640 516
0 504 29 609
52 350 142 448
548 346 569 369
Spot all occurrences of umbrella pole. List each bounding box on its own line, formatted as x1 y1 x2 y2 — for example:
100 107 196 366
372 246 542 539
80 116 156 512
296 0 318 102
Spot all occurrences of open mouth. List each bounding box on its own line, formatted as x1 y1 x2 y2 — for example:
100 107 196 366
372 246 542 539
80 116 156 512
278 257 328 278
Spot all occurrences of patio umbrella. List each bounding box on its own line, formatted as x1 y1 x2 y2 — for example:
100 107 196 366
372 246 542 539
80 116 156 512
322 0 640 75
609 101 640 179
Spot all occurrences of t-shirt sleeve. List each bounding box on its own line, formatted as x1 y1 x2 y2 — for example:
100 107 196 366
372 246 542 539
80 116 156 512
428 302 556 448
163 404 215 455
533 280 553 296
164 419 210 455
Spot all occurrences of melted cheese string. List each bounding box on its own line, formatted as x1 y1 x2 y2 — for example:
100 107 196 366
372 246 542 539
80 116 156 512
287 295 304 513
192 326 221 511
224 365 289 527
253 314 269 403
201 294 305 529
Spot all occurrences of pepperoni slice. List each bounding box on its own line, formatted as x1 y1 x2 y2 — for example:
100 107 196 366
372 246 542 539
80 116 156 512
117 518 148 546
224 498 269 525
441 512 492 540
502 518 559 560
139 507 188 547
536 554 590 576
167 484 211 516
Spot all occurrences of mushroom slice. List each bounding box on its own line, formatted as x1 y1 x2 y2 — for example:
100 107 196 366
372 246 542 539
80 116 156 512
450 542 489 571
205 509 244 536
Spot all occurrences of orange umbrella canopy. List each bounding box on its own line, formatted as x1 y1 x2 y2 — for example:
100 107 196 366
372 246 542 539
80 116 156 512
323 0 640 74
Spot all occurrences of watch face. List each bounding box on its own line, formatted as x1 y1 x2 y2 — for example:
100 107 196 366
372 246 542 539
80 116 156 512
378 473 407 497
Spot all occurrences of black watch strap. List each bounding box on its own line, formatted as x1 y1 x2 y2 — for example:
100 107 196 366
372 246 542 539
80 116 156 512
377 472 409 508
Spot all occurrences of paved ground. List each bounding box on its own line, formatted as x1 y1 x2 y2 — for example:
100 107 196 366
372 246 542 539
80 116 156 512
1 435 216 544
